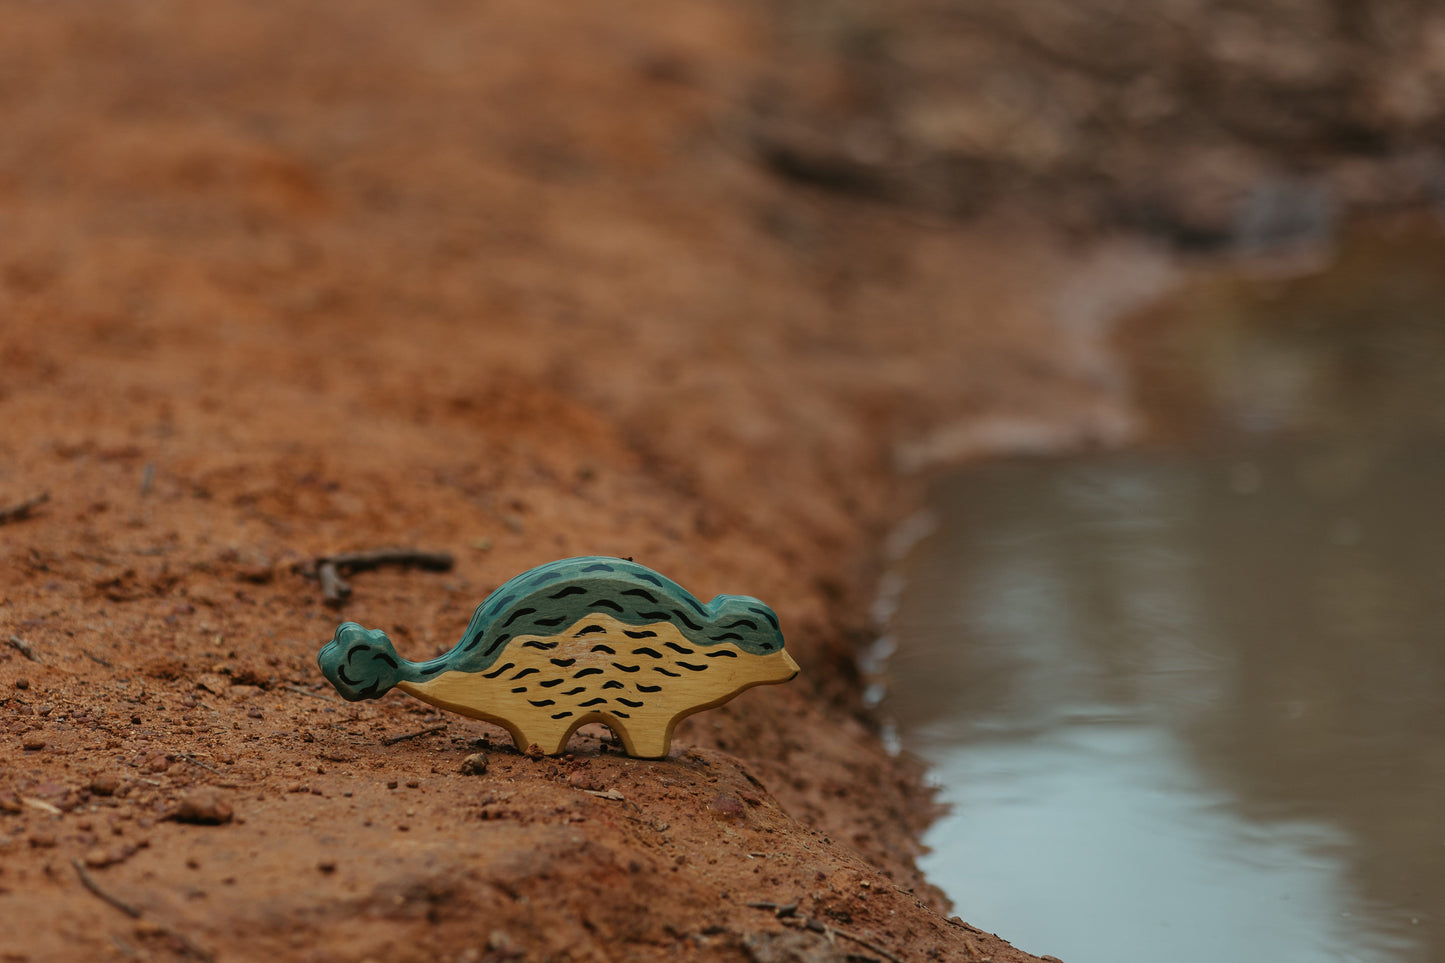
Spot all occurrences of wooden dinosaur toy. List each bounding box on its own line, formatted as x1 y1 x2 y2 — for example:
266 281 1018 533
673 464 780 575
317 556 799 758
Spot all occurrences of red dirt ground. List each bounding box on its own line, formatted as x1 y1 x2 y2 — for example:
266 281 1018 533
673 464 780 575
0 2 1125 960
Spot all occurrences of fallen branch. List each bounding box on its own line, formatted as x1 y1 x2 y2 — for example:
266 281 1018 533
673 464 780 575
73 858 143 918
750 901 903 963
826 925 904 963
324 548 455 574
177 753 226 775
310 548 453 606
381 725 446 746
73 859 214 959
317 560 350 605
7 635 40 663
0 491 49 525
283 684 338 702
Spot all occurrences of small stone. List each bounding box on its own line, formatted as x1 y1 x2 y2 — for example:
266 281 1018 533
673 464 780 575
317 860 336 874
83 848 124 868
174 790 234 825
90 775 121 796
566 769 602 791
709 793 746 819
459 753 489 776
21 734 45 751
246 708 264 720
143 752 170 773
0 792 21 814
28 831 57 849
14 678 28 690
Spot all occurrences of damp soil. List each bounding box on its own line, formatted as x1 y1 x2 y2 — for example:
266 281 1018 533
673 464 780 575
0 3 1131 961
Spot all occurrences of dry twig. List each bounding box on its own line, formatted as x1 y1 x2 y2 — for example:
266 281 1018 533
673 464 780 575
283 684 338 702
381 725 446 745
825 925 904 963
0 492 49 525
317 560 349 605
748 901 904 963
177 753 226 775
310 548 454 606
72 859 143 918
7 635 40 663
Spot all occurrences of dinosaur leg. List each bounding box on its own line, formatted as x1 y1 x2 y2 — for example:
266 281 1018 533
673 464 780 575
610 719 673 759
507 721 575 756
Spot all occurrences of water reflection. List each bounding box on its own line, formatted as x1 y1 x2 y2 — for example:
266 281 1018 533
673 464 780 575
886 227 1445 963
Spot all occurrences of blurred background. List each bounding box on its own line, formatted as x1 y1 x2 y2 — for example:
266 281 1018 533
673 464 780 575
755 0 1445 248
848 3 1445 960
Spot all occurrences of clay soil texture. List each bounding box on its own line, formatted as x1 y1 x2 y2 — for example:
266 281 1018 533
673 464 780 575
0 3 1122 962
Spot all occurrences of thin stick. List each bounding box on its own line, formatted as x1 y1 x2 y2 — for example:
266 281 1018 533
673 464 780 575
283 684 338 702
0 492 49 525
826 926 904 963
324 549 454 574
82 649 112 668
318 560 349 605
312 548 453 605
381 725 446 745
7 635 40 663
73 859 143 918
177 753 226 775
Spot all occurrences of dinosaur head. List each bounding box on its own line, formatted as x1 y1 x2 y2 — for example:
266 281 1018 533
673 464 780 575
318 622 405 701
709 594 787 655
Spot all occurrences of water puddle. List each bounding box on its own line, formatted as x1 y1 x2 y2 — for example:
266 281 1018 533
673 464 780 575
883 223 1445 963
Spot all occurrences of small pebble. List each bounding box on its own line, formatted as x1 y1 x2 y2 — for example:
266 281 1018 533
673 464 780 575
21 735 45 752
459 753 489 776
708 794 746 819
174 790 234 825
90 775 121 797
317 860 336 874
566 769 602 791
14 678 29 691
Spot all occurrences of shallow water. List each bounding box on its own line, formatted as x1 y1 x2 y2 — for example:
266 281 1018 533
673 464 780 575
884 227 1445 963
